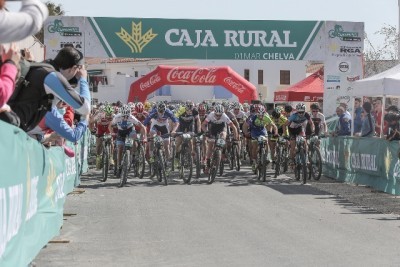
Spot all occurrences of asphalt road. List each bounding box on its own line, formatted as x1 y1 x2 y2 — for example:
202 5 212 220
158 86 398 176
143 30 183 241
34 165 400 267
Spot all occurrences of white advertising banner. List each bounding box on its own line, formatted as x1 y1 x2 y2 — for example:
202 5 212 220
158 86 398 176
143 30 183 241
323 21 364 118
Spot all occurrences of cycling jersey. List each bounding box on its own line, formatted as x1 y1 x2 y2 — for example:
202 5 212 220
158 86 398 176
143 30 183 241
308 112 326 136
143 109 178 126
272 115 288 136
247 114 274 138
176 108 199 133
287 112 310 129
233 110 248 125
205 112 232 137
112 113 140 131
93 111 113 135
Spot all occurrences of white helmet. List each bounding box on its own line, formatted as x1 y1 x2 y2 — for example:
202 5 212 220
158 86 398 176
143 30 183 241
296 103 306 112
121 104 131 116
214 104 224 115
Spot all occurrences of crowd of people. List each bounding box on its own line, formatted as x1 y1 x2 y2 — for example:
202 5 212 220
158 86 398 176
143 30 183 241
0 0 90 157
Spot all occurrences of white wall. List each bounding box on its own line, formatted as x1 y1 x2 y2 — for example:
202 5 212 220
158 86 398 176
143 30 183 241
88 59 307 104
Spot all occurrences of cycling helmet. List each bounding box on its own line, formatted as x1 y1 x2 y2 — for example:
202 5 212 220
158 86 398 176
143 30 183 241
120 105 131 116
284 104 293 114
274 106 283 114
135 102 144 113
250 104 256 114
104 105 113 116
296 103 306 112
243 102 249 109
255 104 265 116
273 110 283 119
310 103 320 111
157 102 166 113
214 104 224 115
185 100 194 110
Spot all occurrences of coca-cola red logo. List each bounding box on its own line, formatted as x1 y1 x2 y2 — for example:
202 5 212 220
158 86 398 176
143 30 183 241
223 77 245 93
140 74 161 91
166 67 217 84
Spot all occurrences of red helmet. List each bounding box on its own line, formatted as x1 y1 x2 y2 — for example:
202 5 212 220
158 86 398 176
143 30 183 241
135 102 144 113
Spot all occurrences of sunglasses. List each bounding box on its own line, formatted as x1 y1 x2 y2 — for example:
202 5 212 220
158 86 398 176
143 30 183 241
298 111 305 114
312 110 318 113
215 113 222 117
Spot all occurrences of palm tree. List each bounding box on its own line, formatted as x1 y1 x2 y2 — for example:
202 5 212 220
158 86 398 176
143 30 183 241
35 1 65 43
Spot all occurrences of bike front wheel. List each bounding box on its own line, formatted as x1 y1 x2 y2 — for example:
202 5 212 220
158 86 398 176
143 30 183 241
180 146 193 184
118 150 130 187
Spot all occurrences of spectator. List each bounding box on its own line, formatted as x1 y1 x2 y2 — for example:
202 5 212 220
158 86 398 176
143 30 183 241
29 100 88 154
0 43 20 109
373 98 387 137
334 106 351 136
358 102 375 137
353 97 363 134
385 105 400 141
0 0 48 43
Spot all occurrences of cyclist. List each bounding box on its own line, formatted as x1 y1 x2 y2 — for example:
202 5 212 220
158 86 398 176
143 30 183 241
110 105 147 177
285 103 314 164
90 104 115 169
174 101 201 167
307 103 327 139
243 104 278 172
269 106 289 164
143 102 179 167
201 104 238 173
232 102 248 156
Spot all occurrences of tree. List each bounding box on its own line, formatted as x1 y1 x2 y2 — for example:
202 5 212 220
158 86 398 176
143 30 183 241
34 1 65 43
364 24 399 77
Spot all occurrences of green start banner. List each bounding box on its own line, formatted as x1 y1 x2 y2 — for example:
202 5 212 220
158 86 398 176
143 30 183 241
321 137 400 195
43 16 353 60
0 121 89 267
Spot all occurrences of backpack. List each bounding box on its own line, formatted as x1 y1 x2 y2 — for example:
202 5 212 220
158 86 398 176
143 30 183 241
1 59 55 132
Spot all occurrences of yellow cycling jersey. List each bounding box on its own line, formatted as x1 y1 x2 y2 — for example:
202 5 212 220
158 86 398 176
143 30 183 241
174 106 186 118
272 115 287 128
253 114 274 127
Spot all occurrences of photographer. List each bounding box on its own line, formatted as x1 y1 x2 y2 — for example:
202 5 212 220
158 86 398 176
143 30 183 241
385 105 400 141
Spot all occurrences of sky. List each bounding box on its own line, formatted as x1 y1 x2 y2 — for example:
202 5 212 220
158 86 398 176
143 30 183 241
6 0 399 46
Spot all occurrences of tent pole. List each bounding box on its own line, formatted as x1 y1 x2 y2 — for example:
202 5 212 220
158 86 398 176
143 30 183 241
350 96 355 136
381 96 386 138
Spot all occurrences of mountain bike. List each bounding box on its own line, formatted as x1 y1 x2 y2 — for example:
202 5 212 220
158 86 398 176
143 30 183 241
274 136 289 178
256 135 269 182
174 132 195 184
151 133 170 186
208 133 225 184
100 134 112 182
227 133 240 171
128 133 146 179
308 135 322 181
294 135 308 184
194 133 203 179
118 136 134 187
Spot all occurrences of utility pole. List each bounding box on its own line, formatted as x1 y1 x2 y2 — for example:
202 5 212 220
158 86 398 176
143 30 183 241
398 0 400 60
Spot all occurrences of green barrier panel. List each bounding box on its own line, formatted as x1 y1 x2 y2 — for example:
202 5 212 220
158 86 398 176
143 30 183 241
321 136 400 195
0 121 89 267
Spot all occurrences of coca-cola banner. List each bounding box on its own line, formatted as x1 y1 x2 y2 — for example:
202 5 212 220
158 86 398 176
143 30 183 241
44 16 331 60
128 65 258 103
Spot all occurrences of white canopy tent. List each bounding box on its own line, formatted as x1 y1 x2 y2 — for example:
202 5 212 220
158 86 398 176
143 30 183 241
351 64 400 137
